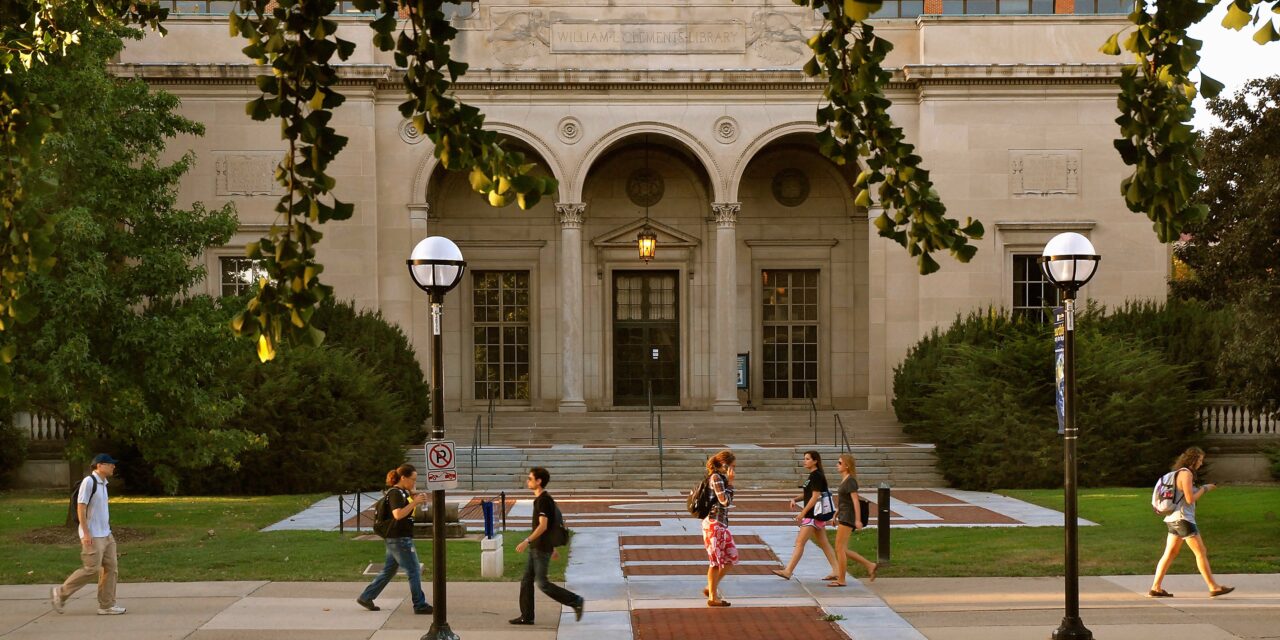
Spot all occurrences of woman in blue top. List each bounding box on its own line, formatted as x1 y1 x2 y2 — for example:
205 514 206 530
772 450 840 581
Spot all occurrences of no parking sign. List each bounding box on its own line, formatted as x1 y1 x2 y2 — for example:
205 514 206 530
425 440 458 490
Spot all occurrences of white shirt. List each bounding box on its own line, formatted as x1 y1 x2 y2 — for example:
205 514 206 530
77 472 112 539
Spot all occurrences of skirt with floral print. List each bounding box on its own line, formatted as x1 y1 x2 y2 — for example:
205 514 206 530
702 518 739 568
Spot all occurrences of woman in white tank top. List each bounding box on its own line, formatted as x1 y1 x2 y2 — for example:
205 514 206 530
1149 447 1234 598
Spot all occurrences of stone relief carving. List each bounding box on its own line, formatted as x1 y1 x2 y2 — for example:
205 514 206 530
399 118 424 145
713 116 739 144
215 152 285 197
711 202 741 227
488 10 549 67
627 168 665 208
558 116 583 145
1010 150 1081 197
747 11 806 65
556 202 585 228
772 168 810 207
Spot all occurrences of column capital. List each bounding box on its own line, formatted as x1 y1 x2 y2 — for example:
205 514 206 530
711 202 740 228
556 203 585 228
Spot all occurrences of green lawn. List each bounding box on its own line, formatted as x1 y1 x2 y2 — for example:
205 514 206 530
832 486 1280 577
0 490 564 584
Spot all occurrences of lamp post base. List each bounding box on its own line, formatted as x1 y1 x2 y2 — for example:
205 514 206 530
1051 617 1092 640
422 624 460 640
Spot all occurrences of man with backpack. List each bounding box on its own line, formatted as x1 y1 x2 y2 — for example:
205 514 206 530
509 467 584 626
50 453 124 616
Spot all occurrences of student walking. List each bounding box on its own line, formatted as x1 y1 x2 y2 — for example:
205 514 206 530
828 453 878 587
50 453 124 615
702 450 739 607
1150 447 1234 598
357 464 433 614
510 467 585 626
772 450 840 581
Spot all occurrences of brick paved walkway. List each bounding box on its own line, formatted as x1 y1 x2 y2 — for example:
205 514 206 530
632 606 849 640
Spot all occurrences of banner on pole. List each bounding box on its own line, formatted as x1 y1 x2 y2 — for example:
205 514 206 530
1053 306 1066 436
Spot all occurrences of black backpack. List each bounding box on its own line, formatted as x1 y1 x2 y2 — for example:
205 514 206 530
543 500 569 548
371 488 402 538
687 474 716 519
65 476 100 530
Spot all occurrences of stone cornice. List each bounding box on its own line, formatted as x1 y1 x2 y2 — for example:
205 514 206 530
109 63 1122 90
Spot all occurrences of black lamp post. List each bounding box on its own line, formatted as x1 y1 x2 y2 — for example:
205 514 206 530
1038 232 1100 640
407 235 466 640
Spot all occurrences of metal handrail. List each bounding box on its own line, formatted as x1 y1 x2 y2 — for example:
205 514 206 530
486 382 497 446
808 389 818 445
470 415 482 490
834 413 852 453
648 379 656 445
657 413 665 490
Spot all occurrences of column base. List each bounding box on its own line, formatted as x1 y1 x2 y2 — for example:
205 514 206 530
712 400 742 412
558 401 588 413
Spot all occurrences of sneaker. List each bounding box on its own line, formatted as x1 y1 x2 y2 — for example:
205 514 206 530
509 616 535 625
414 604 433 615
97 605 126 615
572 597 585 622
356 598 379 611
50 587 64 614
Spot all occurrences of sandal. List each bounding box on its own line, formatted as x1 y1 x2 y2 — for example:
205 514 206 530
868 564 879 583
1147 589 1173 598
707 599 731 607
826 581 846 588
702 587 709 597
771 569 792 580
821 574 838 581
1209 586 1235 598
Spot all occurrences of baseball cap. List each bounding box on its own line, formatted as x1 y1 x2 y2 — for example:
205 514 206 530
91 453 119 465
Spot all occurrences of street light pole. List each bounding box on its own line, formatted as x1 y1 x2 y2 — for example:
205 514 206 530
407 236 466 640
1039 232 1099 640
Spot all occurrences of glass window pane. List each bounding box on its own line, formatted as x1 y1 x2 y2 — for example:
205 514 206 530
968 0 997 12
901 0 924 16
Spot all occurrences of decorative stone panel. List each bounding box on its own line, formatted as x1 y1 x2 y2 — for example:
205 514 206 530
772 168 810 207
627 168 665 207
1009 150 1081 198
215 152 285 197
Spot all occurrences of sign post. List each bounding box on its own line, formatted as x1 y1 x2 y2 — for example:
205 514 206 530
426 441 458 491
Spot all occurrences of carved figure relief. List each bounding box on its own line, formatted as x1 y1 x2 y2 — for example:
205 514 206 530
772 168 810 207
488 10 550 67
627 168 665 208
1009 150 1081 197
747 11 806 65
215 152 285 197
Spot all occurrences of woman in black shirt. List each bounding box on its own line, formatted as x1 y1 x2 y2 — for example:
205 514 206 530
357 464 432 614
771 450 840 581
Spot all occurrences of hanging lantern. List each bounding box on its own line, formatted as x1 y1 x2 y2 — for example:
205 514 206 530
637 225 657 263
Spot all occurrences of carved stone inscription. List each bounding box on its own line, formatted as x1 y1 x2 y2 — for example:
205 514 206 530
549 22 747 54
1009 150 1080 197
215 152 284 197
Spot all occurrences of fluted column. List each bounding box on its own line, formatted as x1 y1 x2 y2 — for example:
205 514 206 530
557 203 588 412
712 203 741 411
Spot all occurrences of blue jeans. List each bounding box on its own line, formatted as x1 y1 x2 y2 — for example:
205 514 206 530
360 537 428 610
519 548 580 620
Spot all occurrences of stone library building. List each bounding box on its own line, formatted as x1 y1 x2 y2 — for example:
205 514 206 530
117 0 1166 416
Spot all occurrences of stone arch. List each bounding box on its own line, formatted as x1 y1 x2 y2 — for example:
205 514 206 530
570 122 725 203
727 121 832 203
408 121 569 205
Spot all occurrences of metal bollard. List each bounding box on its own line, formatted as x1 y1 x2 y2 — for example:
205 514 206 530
355 491 362 533
877 483 891 567
500 490 507 532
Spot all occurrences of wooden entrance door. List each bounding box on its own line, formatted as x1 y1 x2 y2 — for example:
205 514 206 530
613 271 679 406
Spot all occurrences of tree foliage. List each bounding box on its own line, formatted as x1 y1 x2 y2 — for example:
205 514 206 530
1173 76 1280 418
4 24 261 492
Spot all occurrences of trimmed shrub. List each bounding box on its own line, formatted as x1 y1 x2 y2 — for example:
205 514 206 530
914 331 1200 489
0 411 26 489
184 346 415 495
1090 299 1233 393
313 298 430 444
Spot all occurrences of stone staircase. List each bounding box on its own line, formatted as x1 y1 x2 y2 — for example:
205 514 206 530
408 409 946 490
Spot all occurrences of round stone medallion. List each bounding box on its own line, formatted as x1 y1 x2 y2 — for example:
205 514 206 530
772 168 810 207
558 116 583 145
627 167 665 208
398 118 423 145
714 116 739 144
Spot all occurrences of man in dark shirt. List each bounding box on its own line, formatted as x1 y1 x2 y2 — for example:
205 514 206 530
510 467 585 626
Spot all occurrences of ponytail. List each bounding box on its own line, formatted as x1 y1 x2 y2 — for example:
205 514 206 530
386 463 417 487
706 450 735 475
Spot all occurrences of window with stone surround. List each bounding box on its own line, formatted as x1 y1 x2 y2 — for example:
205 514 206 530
472 271 531 402
1012 254 1061 323
219 256 267 298
762 269 819 401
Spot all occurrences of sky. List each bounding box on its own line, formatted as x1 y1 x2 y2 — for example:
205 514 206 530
1188 2 1280 130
